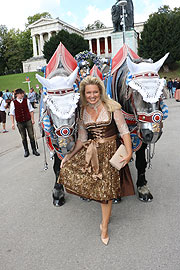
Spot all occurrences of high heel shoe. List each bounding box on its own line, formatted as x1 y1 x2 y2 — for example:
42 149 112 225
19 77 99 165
100 224 109 245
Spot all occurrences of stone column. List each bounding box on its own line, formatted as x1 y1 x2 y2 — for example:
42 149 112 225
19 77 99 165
32 35 37 57
40 34 44 56
37 36 41 56
105 37 108 57
97 38 100 56
89 39 92 53
48 32 52 40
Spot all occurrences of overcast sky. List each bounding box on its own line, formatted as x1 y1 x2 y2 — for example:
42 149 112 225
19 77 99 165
0 0 179 31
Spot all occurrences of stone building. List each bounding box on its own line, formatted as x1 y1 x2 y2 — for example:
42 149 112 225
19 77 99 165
22 17 144 73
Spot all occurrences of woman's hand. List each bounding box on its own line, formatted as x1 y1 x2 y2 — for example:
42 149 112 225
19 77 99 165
121 133 133 168
120 153 132 168
60 154 71 169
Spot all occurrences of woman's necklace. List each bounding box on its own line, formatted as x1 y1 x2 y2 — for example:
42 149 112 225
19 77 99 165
87 99 102 113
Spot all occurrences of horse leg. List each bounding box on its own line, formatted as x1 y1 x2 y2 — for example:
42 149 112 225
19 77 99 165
135 143 153 202
52 153 65 207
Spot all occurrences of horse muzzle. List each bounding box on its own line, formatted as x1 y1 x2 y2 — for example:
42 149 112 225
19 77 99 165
137 122 163 144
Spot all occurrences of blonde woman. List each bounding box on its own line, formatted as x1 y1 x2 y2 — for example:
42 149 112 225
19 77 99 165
58 76 134 245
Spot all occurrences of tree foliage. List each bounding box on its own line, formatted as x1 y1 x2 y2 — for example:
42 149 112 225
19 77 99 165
85 20 106 31
25 12 52 28
43 30 89 62
138 5 180 66
0 25 8 75
0 12 51 75
0 27 33 74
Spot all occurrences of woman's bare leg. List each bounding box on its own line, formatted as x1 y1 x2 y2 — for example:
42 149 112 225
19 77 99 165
101 200 112 239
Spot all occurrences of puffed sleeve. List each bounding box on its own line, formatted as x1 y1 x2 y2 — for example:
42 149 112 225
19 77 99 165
77 119 88 142
114 109 130 137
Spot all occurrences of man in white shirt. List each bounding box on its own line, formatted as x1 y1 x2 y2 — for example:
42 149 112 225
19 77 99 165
0 91 8 133
10 88 40 157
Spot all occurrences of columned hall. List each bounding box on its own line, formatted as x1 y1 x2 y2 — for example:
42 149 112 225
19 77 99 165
22 17 144 72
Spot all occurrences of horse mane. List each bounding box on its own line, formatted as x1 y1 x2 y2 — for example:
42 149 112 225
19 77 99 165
47 68 69 79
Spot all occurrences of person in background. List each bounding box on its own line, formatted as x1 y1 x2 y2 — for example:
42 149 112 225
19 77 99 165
0 91 8 133
174 78 180 102
28 87 36 108
3 89 12 108
172 79 177 97
167 78 173 98
10 88 40 158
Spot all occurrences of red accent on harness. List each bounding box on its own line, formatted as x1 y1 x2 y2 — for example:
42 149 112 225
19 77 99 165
137 111 163 123
47 88 74 95
132 73 159 79
46 136 54 151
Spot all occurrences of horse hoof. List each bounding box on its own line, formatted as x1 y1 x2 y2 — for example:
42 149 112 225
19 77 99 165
53 197 65 207
138 192 153 202
137 185 153 202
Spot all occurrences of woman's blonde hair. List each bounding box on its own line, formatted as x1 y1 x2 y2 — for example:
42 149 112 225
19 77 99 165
79 76 121 112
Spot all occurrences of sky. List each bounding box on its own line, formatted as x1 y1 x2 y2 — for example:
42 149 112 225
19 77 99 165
0 0 179 31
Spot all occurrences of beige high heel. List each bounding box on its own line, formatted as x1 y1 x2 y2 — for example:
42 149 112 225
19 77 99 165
100 224 109 245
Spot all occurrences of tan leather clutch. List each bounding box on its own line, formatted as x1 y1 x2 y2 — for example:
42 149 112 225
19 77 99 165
109 144 127 170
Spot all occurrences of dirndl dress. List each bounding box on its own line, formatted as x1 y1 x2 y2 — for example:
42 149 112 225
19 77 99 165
58 106 135 203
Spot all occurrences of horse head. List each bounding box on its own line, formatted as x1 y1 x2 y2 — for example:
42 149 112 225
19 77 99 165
36 66 80 155
117 53 169 144
126 53 169 144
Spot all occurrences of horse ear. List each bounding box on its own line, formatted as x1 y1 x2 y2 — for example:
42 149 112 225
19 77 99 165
152 53 169 73
67 66 79 86
127 57 139 75
36 74 50 89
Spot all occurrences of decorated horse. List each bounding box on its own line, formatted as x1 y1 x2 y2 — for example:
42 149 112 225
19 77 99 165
36 43 80 206
109 44 169 202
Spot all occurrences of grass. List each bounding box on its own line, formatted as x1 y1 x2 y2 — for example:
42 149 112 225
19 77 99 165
0 71 44 93
159 61 180 79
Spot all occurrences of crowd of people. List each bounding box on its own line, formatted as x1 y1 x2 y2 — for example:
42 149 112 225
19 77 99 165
165 77 180 100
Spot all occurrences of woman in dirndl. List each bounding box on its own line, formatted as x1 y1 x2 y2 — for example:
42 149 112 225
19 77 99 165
58 76 134 245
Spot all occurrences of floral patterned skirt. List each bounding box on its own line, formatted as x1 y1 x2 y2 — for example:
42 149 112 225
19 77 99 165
58 138 135 203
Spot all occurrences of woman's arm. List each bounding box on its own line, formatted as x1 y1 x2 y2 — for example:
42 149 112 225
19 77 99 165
114 109 133 166
121 133 132 166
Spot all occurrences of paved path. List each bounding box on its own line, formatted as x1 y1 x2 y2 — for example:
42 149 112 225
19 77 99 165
0 99 180 270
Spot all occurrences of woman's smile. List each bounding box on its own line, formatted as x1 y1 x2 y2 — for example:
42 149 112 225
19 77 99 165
85 84 101 105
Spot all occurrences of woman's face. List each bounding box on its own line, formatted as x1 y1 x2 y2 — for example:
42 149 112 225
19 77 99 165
85 84 101 105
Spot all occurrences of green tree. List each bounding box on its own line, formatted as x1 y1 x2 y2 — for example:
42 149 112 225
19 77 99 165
0 25 8 75
3 29 23 73
25 12 52 28
18 29 33 61
85 20 106 31
43 30 89 62
138 5 180 67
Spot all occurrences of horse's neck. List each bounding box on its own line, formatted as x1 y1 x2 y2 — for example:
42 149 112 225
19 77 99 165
114 63 134 115
121 99 134 115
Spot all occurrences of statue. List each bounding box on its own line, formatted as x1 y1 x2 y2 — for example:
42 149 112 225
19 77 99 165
125 0 134 30
111 0 134 32
111 1 122 32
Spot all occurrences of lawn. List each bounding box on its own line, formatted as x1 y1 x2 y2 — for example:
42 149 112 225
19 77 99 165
159 61 180 79
0 72 44 93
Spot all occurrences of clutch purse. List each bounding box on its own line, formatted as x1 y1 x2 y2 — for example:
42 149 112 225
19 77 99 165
109 144 127 170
